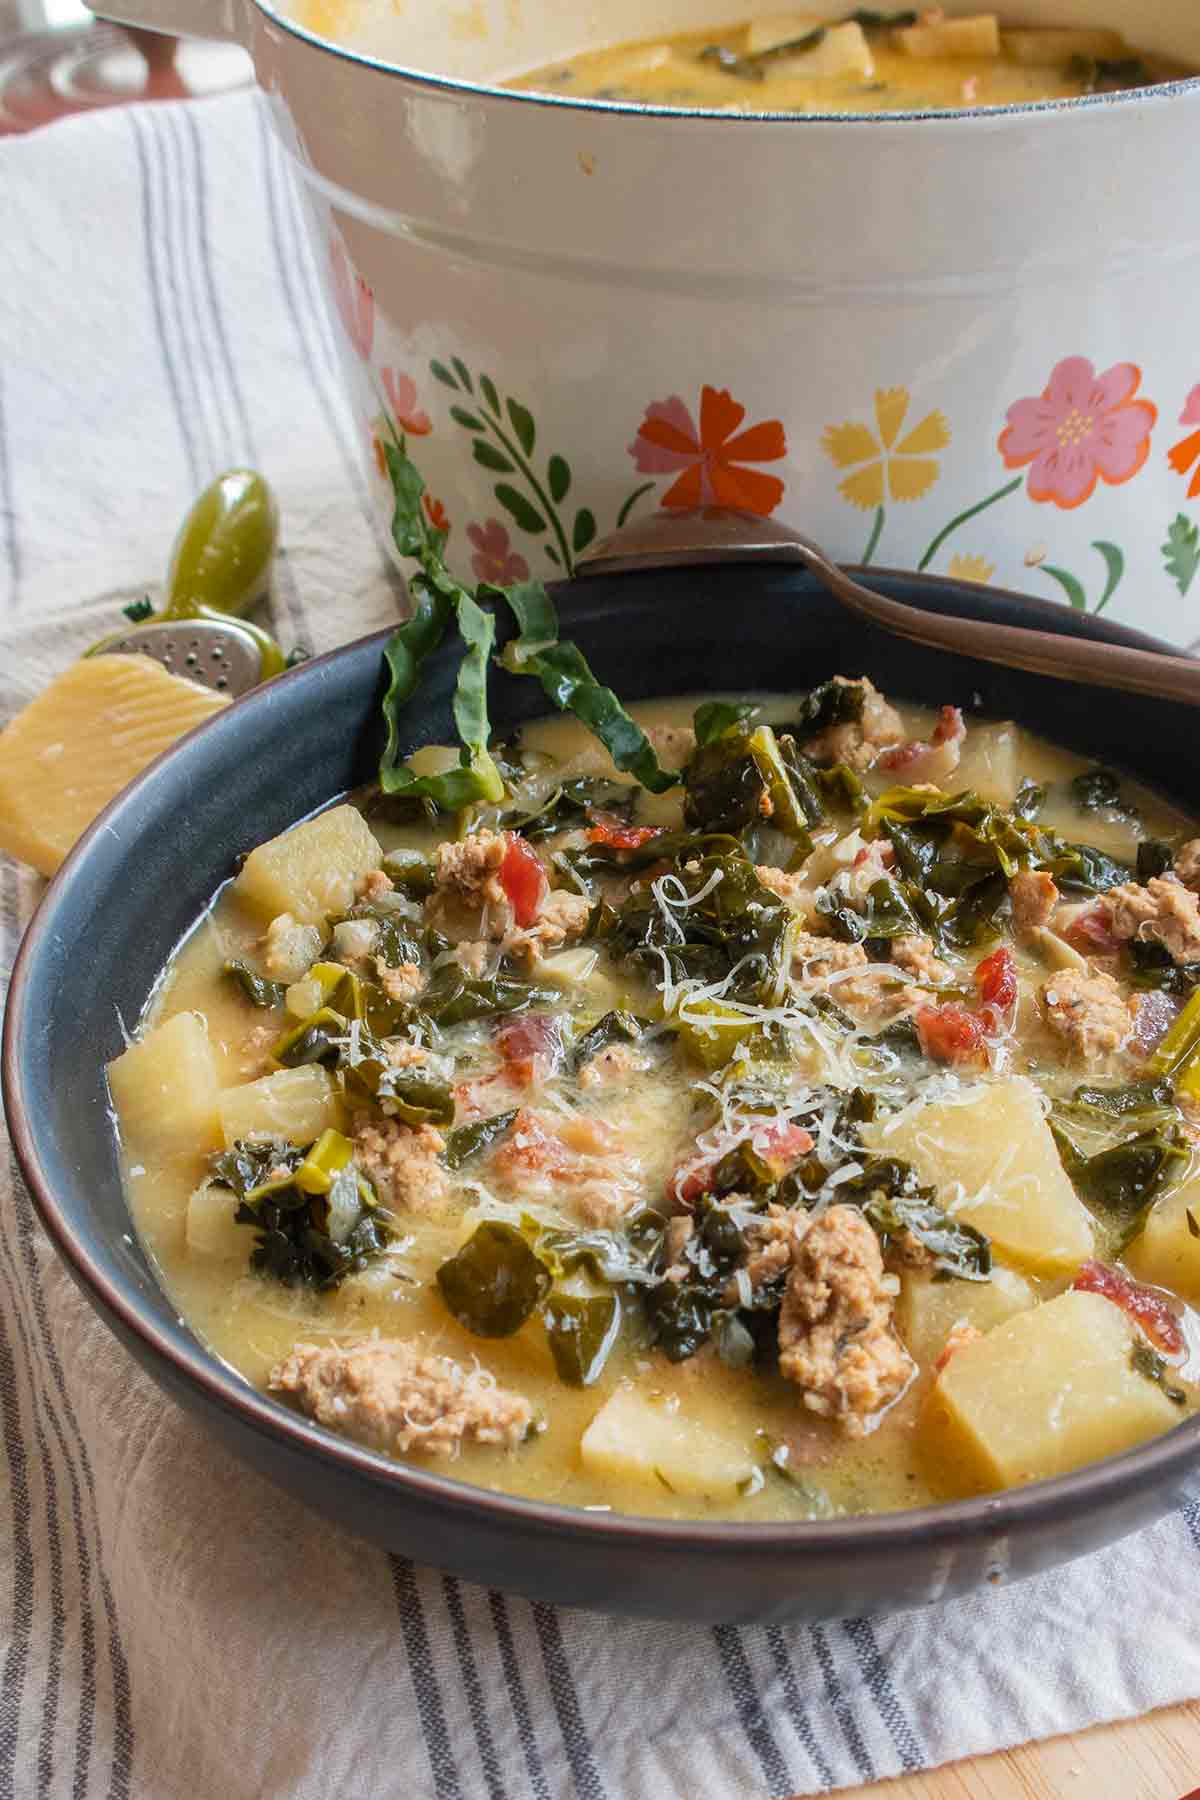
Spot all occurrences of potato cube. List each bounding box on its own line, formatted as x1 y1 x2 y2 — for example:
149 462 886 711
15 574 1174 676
108 1012 222 1158
580 1385 756 1499
896 1263 1036 1367
1003 27 1126 66
745 11 826 54
234 804 382 927
868 1078 1093 1276
954 722 1017 804
766 21 874 79
923 1290 1180 1493
186 1181 250 1260
1126 1178 1200 1306
895 14 1000 59
217 1065 340 1147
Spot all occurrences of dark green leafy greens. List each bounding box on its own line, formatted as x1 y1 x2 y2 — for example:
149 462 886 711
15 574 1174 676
443 1109 519 1170
223 961 287 1009
1052 1122 1188 1224
436 1222 552 1337
542 1294 621 1386
377 437 678 810
210 1138 391 1291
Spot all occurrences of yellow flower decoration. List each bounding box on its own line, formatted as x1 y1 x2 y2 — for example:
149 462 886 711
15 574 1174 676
947 553 996 585
822 387 951 510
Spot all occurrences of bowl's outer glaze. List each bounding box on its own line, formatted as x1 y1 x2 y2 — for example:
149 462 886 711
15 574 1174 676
88 0 1200 646
8 565 1200 1623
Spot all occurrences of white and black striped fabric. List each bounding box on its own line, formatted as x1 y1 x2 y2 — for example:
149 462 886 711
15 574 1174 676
2 92 1199 1800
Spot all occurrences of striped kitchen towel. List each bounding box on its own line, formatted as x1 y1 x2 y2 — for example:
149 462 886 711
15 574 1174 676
2 89 1200 1800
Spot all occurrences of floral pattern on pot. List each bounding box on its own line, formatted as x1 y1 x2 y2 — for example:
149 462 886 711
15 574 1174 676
998 356 1157 510
946 553 995 585
466 519 528 586
382 369 432 437
628 386 787 517
330 238 374 363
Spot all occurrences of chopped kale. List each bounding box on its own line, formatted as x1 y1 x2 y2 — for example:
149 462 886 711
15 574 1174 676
223 960 288 1009
542 1293 621 1386
436 1221 552 1337
443 1109 519 1170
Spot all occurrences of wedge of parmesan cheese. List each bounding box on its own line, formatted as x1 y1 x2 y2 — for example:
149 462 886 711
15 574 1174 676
0 654 228 876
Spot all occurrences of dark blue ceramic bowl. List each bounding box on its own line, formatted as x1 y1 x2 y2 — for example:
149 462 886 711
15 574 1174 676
6 562 1200 1623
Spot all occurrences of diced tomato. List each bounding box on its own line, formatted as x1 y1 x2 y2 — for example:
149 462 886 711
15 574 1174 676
586 815 662 851
915 1003 987 1066
1064 905 1120 956
499 833 548 927
853 842 894 870
670 1119 814 1206
932 704 965 746
974 946 1018 1018
1072 1260 1185 1357
494 1013 563 1087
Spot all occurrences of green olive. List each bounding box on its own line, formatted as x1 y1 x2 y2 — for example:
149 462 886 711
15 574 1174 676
165 468 279 620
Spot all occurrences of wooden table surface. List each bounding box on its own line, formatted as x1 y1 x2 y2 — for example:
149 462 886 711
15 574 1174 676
817 1699 1200 1799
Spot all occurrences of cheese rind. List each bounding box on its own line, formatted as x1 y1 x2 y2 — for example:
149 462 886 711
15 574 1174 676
0 655 228 877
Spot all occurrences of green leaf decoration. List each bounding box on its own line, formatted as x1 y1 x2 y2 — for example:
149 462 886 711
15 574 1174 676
451 357 473 393
507 400 536 457
617 482 655 529
572 508 597 554
430 360 459 390
473 439 515 474
545 544 562 567
480 375 501 417
1163 513 1200 597
1091 540 1125 615
495 483 547 535
548 455 571 504
1039 563 1087 611
450 406 485 431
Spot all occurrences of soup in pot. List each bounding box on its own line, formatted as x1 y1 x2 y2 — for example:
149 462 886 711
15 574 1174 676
109 680 1200 1522
508 12 1188 112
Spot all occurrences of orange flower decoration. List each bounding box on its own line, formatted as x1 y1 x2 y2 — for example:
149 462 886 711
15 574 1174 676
423 494 450 533
628 386 787 516
1168 383 1200 501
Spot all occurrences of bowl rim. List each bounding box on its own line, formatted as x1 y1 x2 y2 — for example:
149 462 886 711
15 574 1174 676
249 0 1200 127
6 569 1200 1560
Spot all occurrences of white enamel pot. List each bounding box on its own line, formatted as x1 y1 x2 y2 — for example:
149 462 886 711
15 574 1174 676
91 0 1200 642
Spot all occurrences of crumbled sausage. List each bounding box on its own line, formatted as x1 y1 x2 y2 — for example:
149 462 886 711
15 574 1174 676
727 1204 794 1302
792 932 917 1019
1173 840 1200 892
777 1206 912 1434
357 868 395 903
383 1039 429 1070
578 1041 652 1088
453 940 494 979
755 865 818 918
1104 877 1200 966
427 830 512 941
270 1338 532 1456
1009 869 1059 933
1038 968 1134 1059
376 959 424 1003
801 676 904 771
489 1109 642 1227
353 1117 449 1212
662 1216 695 1283
262 912 322 983
507 888 592 967
891 933 952 986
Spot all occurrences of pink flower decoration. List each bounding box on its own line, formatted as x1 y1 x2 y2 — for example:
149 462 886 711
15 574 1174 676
998 355 1156 510
467 519 529 586
329 238 374 362
1180 384 1200 426
628 386 787 516
382 368 432 437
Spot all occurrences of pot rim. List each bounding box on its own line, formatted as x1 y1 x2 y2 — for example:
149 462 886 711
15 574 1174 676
249 0 1200 126
6 573 1200 1563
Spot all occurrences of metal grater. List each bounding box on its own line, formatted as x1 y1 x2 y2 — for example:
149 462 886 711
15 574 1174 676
96 616 267 697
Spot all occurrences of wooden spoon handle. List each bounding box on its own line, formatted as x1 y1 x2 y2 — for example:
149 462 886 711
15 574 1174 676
576 508 1200 708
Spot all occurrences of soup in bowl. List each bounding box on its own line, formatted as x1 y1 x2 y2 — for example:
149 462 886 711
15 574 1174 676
10 550 1200 1617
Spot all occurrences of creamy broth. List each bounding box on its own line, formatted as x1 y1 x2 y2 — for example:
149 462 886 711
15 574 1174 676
508 13 1187 113
112 690 1200 1522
